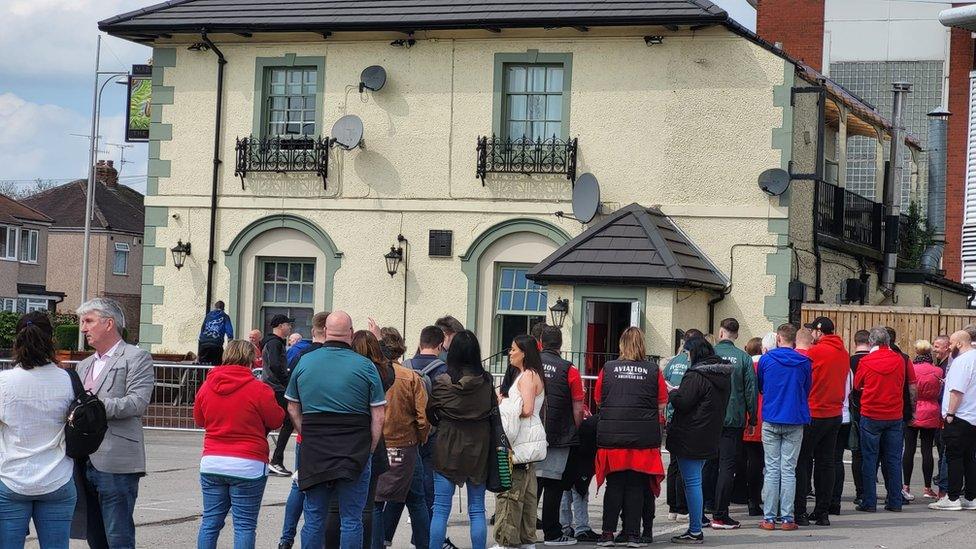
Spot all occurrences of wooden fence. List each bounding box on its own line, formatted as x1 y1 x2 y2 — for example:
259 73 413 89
800 304 976 352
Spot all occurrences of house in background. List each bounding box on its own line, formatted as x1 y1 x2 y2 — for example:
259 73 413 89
0 194 64 312
24 160 145 336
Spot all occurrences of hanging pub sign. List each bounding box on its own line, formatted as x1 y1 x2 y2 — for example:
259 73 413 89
125 64 152 142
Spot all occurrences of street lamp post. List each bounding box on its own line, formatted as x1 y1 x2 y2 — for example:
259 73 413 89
78 34 129 350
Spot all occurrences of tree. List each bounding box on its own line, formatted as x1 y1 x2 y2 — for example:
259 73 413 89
898 201 935 268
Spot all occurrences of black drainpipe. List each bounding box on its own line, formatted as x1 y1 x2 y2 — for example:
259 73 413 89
201 31 226 316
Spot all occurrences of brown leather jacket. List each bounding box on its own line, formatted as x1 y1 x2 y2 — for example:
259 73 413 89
383 362 430 448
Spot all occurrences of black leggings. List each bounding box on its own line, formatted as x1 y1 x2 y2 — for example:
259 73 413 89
603 470 653 536
904 427 938 488
743 441 764 508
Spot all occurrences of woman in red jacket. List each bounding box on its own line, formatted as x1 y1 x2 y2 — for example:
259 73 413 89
902 339 944 501
194 339 285 549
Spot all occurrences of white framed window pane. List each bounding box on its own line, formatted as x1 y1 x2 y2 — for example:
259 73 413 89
289 263 301 281
288 284 301 302
113 250 128 274
546 96 561 121
500 268 515 289
263 283 275 301
508 95 527 120
275 284 288 302
545 122 561 139
507 66 526 92
498 291 512 311
513 270 528 289
546 67 563 92
526 291 539 311
512 291 526 310
527 67 546 92
301 285 313 303
275 263 288 281
508 121 526 139
527 95 545 120
302 263 315 282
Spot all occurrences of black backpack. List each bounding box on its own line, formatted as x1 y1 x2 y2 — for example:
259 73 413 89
65 368 108 459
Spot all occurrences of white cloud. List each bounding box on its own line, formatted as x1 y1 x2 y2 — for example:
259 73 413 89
0 0 154 79
0 92 146 190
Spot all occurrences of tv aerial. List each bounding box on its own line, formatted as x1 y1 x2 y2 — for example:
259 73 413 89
758 168 791 196
359 65 387 93
330 115 365 150
556 172 601 224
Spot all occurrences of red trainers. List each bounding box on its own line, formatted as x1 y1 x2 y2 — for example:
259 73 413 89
758 520 776 531
781 521 799 531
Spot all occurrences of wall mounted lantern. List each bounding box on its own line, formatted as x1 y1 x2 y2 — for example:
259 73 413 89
171 239 191 270
549 298 569 328
384 244 404 277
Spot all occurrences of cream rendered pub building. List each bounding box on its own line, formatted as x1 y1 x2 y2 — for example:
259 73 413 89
100 0 965 363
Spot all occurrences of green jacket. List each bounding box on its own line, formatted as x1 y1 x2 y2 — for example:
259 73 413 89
662 353 690 422
713 339 758 428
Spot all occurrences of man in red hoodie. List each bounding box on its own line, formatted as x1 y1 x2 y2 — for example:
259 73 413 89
793 317 849 526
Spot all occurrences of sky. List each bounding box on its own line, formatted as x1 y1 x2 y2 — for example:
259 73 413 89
0 0 756 196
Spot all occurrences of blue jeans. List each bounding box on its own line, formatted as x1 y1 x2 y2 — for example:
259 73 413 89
302 458 372 549
676 458 706 534
937 432 949 493
281 444 304 544
429 473 486 549
83 461 141 549
381 448 429 548
0 478 76 549
859 417 904 509
560 488 591 534
419 436 436 520
198 473 267 549
761 422 804 522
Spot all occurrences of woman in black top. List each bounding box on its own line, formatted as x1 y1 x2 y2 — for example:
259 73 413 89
666 337 732 544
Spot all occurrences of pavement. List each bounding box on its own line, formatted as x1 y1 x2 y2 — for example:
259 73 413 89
27 430 976 548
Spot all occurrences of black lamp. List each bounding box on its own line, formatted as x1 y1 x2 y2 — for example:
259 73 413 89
170 239 191 270
384 245 403 277
549 298 569 328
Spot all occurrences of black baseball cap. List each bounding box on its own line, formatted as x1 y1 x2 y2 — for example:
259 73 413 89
270 314 295 328
804 316 834 334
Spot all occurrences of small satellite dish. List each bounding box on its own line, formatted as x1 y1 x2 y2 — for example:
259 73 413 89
359 66 387 93
331 115 364 150
758 168 791 196
572 173 601 223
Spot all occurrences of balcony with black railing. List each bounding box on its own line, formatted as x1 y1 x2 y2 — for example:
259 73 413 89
476 135 578 185
234 136 330 189
815 179 884 251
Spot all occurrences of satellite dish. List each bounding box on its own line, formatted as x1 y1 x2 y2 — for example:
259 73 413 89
331 115 364 150
359 65 387 93
572 173 601 223
758 168 791 196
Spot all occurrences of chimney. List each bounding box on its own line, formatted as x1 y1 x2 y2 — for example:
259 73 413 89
920 108 950 272
95 160 119 189
756 0 825 71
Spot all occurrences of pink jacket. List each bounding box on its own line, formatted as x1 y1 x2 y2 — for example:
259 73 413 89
911 361 944 429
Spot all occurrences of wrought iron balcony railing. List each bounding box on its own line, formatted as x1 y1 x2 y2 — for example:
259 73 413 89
476 135 578 185
234 136 330 189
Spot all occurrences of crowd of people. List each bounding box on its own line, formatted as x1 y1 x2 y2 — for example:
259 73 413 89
1 297 976 549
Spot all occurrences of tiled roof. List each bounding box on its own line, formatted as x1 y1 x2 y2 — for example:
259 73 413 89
527 203 726 289
22 181 145 234
99 0 728 36
0 194 53 226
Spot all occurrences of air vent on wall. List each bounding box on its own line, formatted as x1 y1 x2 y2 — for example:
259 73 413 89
429 230 453 257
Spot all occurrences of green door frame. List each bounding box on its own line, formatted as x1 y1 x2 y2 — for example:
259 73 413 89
572 285 646 355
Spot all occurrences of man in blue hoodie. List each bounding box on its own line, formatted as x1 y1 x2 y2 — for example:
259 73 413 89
198 300 234 365
757 323 812 531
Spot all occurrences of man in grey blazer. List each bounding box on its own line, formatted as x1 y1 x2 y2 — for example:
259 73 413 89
74 298 155 549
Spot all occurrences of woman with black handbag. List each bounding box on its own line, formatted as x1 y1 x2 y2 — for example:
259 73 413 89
427 330 494 549
0 312 77 548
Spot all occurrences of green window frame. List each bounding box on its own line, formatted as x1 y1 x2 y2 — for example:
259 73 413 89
493 51 572 141
503 64 565 141
258 259 316 337
252 54 326 139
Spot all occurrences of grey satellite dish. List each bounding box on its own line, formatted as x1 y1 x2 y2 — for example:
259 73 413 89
359 66 387 93
331 115 364 150
758 168 791 196
572 173 601 223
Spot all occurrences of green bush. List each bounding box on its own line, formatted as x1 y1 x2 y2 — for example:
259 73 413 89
0 312 19 349
54 324 79 351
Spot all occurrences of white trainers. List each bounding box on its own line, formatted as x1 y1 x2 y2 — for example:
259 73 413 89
960 498 976 510
928 495 963 510
668 512 678 521
902 487 915 501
